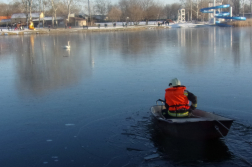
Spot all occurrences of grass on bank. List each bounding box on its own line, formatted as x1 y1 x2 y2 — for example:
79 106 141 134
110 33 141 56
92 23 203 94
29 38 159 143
228 19 252 27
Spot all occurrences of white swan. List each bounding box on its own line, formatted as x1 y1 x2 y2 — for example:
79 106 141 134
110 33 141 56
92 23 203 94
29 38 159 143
63 41 70 49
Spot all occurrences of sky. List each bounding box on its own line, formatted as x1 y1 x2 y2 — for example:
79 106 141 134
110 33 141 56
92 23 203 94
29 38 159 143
0 0 179 5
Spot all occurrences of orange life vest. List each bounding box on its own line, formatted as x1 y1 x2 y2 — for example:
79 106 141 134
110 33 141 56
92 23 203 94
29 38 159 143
165 86 190 111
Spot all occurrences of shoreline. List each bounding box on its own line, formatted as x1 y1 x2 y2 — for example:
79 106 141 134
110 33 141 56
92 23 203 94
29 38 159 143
0 23 207 36
0 25 171 36
1 21 250 36
227 18 252 27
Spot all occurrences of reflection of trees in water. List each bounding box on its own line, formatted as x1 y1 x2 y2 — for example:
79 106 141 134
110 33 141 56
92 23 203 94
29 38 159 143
95 31 162 58
177 27 252 70
3 28 252 95
178 28 214 70
14 35 92 96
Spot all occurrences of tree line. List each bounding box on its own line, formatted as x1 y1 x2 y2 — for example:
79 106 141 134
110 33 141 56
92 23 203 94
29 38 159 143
0 0 251 24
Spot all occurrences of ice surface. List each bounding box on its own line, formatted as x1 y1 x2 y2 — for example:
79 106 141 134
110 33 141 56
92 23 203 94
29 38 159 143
144 154 160 160
65 124 75 126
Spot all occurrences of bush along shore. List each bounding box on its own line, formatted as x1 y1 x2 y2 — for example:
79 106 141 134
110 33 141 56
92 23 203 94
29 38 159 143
227 18 252 27
0 25 169 36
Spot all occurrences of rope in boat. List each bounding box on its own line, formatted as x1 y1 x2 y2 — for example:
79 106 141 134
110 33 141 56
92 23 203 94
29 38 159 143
191 113 230 130
212 117 252 145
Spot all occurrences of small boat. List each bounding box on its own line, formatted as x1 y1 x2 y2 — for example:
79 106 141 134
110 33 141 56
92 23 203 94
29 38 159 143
151 100 233 140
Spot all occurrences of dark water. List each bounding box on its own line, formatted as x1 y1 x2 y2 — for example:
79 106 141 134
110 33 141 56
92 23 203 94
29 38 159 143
0 27 252 167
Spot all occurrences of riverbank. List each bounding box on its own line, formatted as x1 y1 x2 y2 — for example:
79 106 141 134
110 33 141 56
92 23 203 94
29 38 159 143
3 21 248 36
0 25 172 36
227 18 252 27
0 22 210 36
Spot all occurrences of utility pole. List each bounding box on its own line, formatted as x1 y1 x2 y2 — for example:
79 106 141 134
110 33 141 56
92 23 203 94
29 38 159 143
43 1 45 28
251 0 252 15
196 0 198 21
190 0 192 21
88 0 91 26
29 1 32 21
213 0 216 25
26 1 28 29
39 0 41 28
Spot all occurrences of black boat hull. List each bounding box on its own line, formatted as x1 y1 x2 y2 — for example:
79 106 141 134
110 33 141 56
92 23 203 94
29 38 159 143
151 105 233 140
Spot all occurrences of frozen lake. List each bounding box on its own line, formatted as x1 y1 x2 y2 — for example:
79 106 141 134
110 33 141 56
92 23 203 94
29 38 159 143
0 27 252 166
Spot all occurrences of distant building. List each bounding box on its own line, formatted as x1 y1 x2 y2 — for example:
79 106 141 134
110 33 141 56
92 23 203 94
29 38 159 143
69 18 86 26
0 16 11 21
92 15 107 22
11 13 44 25
32 17 64 27
78 14 89 20
0 16 11 26
67 14 87 27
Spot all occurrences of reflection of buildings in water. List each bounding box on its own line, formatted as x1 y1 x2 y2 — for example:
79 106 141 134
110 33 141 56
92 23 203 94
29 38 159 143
30 35 35 56
178 28 186 47
14 35 93 96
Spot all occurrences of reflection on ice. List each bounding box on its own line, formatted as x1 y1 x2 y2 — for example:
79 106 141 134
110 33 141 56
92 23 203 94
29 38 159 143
8 35 93 96
144 153 160 160
65 124 75 126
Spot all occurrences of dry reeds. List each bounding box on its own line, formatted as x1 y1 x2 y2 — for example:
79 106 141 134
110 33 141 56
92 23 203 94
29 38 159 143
228 19 252 27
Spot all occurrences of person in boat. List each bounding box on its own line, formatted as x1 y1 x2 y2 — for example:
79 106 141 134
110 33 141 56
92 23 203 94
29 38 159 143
162 78 197 118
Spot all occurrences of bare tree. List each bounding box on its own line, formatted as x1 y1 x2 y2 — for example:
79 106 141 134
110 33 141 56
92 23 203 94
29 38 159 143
251 0 252 14
60 0 80 23
20 0 32 27
139 0 155 24
144 5 161 24
119 0 144 24
198 0 209 22
240 0 248 16
10 1 24 13
22 0 33 20
56 1 81 16
180 0 211 21
50 0 59 27
38 0 42 27
243 1 251 13
231 0 240 15
42 0 49 27
128 1 144 24
164 3 181 20
107 6 122 22
0 3 10 16
180 0 192 21
118 0 130 21
94 0 111 15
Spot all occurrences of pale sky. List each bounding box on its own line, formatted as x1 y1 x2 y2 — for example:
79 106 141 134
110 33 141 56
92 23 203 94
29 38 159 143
0 0 179 5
